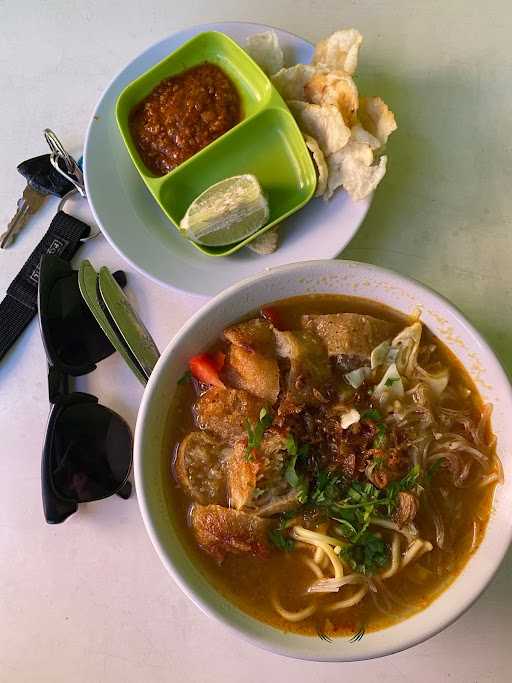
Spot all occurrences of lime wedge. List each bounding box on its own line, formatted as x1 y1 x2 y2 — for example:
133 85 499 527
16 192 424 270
179 174 269 247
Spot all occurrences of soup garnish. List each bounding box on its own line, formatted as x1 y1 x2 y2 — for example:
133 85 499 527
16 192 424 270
166 295 502 638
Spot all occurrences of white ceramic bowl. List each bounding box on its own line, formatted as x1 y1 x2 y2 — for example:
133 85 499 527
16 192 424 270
134 260 512 661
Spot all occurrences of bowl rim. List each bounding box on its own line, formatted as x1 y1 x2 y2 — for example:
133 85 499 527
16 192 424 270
134 258 512 661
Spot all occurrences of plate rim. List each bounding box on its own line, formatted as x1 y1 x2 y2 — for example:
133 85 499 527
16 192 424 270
83 21 372 296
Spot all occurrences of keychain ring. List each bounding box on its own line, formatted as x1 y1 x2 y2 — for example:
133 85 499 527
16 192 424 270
58 189 101 242
44 129 99 242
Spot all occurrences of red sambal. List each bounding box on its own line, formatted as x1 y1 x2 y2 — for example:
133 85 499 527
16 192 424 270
129 62 241 176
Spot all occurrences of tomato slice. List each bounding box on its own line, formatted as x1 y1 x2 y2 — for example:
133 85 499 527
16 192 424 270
189 352 225 387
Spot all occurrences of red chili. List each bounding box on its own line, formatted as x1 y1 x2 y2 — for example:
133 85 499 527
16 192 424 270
189 352 225 388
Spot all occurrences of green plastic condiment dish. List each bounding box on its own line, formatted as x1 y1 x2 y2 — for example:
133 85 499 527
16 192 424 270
115 31 317 256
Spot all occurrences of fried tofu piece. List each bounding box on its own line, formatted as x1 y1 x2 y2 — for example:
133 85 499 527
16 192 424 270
226 429 289 510
225 345 280 403
174 431 230 505
190 504 270 562
301 313 395 360
274 330 332 410
224 319 280 402
223 318 275 354
194 387 266 442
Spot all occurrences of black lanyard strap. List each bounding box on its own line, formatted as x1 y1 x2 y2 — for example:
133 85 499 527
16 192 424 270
0 210 90 362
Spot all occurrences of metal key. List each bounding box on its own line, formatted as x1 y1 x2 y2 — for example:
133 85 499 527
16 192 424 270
0 185 47 249
1 151 75 250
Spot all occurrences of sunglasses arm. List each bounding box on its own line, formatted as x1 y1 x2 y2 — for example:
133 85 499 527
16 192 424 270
48 364 69 404
117 480 132 499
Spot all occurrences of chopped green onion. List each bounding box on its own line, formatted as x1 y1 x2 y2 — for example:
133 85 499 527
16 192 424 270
426 458 444 482
244 408 272 460
360 408 383 421
177 370 192 385
268 512 296 551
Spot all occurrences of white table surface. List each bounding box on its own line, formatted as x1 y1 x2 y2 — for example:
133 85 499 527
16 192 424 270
1 1 511 681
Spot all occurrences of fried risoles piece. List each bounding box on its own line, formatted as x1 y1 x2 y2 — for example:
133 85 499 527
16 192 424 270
301 313 396 360
225 429 290 511
174 431 230 505
274 330 332 412
190 504 270 562
225 440 259 510
194 387 266 442
223 318 275 353
225 346 280 403
224 319 280 403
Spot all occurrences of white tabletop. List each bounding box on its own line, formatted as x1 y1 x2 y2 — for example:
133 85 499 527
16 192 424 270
1 1 511 681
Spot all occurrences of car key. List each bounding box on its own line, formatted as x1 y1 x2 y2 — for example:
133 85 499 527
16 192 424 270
1 186 48 249
1 154 75 249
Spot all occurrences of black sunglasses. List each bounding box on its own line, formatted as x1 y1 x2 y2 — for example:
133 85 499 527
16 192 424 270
38 255 133 524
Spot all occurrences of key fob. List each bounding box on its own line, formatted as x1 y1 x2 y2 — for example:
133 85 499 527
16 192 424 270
17 154 75 198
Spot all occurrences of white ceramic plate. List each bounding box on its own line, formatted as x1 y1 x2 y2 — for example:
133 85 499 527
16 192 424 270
83 22 371 297
134 259 512 661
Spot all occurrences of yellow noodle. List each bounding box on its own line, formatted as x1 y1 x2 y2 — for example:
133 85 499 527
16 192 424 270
325 585 368 612
293 526 348 548
400 540 423 568
271 555 323 622
292 528 344 578
271 593 316 622
401 540 433 569
302 556 324 579
416 541 434 561
370 517 417 542
308 540 343 579
314 546 324 564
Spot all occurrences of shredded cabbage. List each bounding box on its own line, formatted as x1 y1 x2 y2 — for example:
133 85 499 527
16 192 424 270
370 340 390 369
391 322 422 377
370 339 401 370
344 366 371 388
416 366 449 397
373 363 404 405
386 346 400 363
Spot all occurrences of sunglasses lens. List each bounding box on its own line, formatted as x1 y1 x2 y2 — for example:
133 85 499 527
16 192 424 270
46 272 114 367
51 402 132 502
